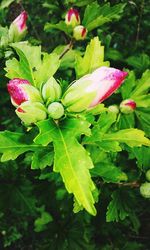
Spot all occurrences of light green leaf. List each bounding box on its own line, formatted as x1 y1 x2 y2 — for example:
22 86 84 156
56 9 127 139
34 53 60 88
103 129 150 147
5 43 60 88
0 0 15 9
83 2 126 31
91 162 127 182
35 118 96 215
34 119 54 146
75 37 109 78
31 148 54 169
0 131 39 162
106 191 129 222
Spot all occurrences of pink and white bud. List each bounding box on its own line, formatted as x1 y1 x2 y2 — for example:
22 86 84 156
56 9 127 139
62 66 128 113
65 8 80 27
73 25 87 40
9 11 28 42
7 78 42 107
120 99 136 114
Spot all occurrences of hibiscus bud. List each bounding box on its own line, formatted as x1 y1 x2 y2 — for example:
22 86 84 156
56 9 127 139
146 170 150 182
9 11 28 42
62 66 128 113
42 77 62 105
108 105 119 114
65 8 80 27
7 78 43 107
120 99 136 114
140 182 150 199
16 101 47 125
47 102 64 120
73 25 87 40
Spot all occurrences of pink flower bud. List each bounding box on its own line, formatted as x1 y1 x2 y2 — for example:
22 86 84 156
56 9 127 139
73 25 87 40
120 99 136 114
62 67 128 113
13 11 28 32
9 11 28 42
65 8 80 27
7 78 42 106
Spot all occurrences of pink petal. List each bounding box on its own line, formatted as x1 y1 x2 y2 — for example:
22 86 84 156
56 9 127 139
13 11 28 32
7 78 30 106
89 67 128 107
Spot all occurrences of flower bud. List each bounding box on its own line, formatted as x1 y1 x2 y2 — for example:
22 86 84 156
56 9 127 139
47 102 64 120
140 182 150 199
73 25 87 40
108 105 119 114
7 78 43 107
9 11 28 42
16 101 47 125
62 66 128 113
42 77 62 105
146 170 150 182
65 8 80 27
120 99 136 114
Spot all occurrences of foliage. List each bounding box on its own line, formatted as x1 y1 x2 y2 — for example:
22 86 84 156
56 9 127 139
0 0 150 249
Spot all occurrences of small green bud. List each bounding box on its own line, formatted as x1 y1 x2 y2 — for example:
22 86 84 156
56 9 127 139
47 102 64 120
42 77 62 104
146 169 150 182
108 105 119 114
140 182 150 198
16 101 47 125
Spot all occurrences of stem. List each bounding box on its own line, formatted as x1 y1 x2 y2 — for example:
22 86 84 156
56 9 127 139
59 39 73 59
135 0 144 46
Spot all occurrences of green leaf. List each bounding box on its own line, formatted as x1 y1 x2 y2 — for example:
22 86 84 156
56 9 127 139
118 113 135 130
44 21 72 35
126 54 150 73
120 71 136 99
75 37 109 78
135 107 150 136
34 53 60 88
34 119 54 146
103 129 150 147
31 148 54 170
83 2 126 31
0 0 15 9
0 131 39 162
91 162 127 182
5 43 60 88
35 118 96 215
106 191 129 222
130 70 150 99
34 209 53 232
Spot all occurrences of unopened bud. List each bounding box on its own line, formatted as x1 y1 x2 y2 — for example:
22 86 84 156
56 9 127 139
140 182 150 198
42 77 61 105
108 105 119 114
9 11 28 42
120 99 136 114
7 78 42 107
73 25 87 40
47 102 64 120
146 170 150 182
16 101 47 125
65 8 80 27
